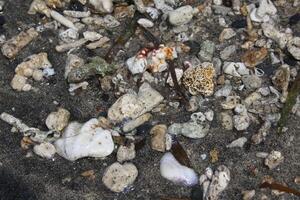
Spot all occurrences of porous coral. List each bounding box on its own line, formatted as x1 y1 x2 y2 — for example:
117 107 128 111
182 63 215 96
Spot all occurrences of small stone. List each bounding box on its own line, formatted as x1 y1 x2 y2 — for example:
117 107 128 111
137 18 154 28
10 74 27 91
102 162 138 193
287 37 300 60
295 176 300 185
219 28 236 42
215 82 232 97
242 190 255 200
117 143 136 163
256 152 269 158
46 108 70 132
168 5 194 26
108 83 164 123
241 48 268 68
33 142 56 159
100 75 113 92
210 148 219 163
220 45 237 60
264 151 284 169
205 110 214 121
231 19 247 29
233 114 250 131
223 62 250 77
122 113 152 132
213 0 223 5
168 120 210 139
150 124 167 152
220 112 233 130
226 137 247 148
289 13 300 26
242 75 262 90
83 31 103 41
198 40 215 62
250 0 277 23
32 70 44 81
202 165 230 199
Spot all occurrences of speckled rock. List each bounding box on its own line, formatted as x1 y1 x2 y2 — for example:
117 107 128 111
102 162 138 193
168 5 195 26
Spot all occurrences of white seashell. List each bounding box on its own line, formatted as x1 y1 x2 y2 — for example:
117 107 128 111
160 152 198 186
50 10 78 30
137 18 154 28
54 119 114 161
33 142 56 159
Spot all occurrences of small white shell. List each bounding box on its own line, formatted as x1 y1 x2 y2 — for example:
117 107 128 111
138 18 154 28
160 152 198 186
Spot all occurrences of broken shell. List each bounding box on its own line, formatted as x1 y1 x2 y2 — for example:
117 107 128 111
117 143 136 162
221 95 240 110
28 0 51 17
33 142 56 159
160 152 198 186
50 10 78 30
241 48 268 68
272 64 290 102
183 63 215 96
223 62 250 77
250 0 277 23
64 54 85 79
108 83 164 123
45 108 70 132
150 124 168 152
54 119 115 161
1 28 39 59
10 75 28 91
202 165 231 200
264 150 284 169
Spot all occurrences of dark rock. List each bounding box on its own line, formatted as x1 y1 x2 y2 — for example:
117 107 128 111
289 13 300 26
69 0 84 11
231 19 247 29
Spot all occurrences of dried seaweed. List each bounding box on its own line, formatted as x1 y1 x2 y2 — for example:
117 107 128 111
260 182 300 196
171 138 191 168
104 12 139 63
277 73 300 133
